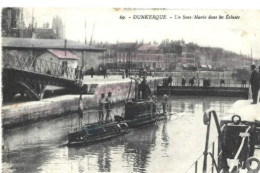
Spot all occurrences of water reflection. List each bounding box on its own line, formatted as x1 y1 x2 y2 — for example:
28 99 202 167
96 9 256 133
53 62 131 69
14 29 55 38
3 145 53 173
161 122 169 153
97 146 111 172
2 96 239 173
181 102 185 112
203 99 211 112
66 125 159 173
125 125 158 172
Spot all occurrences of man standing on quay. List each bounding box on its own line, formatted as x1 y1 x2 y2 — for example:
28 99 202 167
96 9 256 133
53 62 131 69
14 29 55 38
250 64 259 104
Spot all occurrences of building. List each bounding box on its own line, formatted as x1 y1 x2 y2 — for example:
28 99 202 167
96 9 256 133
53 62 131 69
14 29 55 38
2 37 106 71
37 49 79 75
104 40 255 72
104 43 174 71
104 42 139 71
136 44 167 71
2 8 64 39
52 16 65 39
1 8 24 37
32 28 57 39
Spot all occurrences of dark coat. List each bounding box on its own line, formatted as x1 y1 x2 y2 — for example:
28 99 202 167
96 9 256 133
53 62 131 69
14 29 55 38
250 70 259 88
168 76 172 83
259 70 260 86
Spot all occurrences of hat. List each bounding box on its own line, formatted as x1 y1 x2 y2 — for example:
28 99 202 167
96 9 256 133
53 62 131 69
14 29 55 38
251 64 256 68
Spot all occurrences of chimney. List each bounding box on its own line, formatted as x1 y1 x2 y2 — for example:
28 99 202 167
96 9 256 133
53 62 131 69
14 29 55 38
64 39 67 56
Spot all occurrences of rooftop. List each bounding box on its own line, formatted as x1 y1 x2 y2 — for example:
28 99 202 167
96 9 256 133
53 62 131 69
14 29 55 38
137 44 160 51
33 28 57 39
116 42 139 50
47 49 79 60
2 37 106 52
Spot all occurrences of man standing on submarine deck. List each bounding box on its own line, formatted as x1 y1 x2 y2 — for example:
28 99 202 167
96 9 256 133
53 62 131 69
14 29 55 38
99 93 106 123
162 94 168 113
105 92 113 123
78 94 83 128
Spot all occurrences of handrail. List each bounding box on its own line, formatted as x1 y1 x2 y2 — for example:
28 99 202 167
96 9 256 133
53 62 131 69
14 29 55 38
205 152 219 173
185 110 226 173
184 130 223 173
162 77 249 88
4 53 83 81
202 109 224 173
203 112 212 173
184 153 204 173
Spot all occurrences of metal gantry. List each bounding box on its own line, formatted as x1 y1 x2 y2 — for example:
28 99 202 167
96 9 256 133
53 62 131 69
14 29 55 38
3 53 82 101
4 53 77 80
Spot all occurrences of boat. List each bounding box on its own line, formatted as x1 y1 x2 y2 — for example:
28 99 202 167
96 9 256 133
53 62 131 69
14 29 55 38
185 100 260 173
67 121 129 146
67 76 167 146
121 76 168 128
123 99 167 128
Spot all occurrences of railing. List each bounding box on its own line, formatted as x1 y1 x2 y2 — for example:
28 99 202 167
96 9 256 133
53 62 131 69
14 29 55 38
3 53 79 80
185 137 220 173
167 78 249 88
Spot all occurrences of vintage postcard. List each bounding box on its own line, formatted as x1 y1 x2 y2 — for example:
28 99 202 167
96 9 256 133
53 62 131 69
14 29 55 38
1 7 260 173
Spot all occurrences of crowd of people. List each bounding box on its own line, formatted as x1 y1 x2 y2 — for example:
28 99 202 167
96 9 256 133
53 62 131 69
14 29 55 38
74 65 109 80
74 66 156 81
77 92 114 126
76 64 260 128
250 64 260 104
138 76 152 100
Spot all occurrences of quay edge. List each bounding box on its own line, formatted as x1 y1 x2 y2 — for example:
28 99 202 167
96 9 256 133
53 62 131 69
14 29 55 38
1 77 165 128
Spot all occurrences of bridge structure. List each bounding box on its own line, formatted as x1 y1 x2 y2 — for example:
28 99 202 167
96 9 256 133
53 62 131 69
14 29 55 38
2 53 84 101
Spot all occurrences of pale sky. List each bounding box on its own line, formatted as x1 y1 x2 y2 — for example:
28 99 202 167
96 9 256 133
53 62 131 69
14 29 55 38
23 8 260 59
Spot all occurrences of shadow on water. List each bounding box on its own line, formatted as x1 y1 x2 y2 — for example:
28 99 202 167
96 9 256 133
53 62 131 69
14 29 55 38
3 146 54 173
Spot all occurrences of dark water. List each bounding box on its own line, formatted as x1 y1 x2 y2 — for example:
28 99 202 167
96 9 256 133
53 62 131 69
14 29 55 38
2 96 240 173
